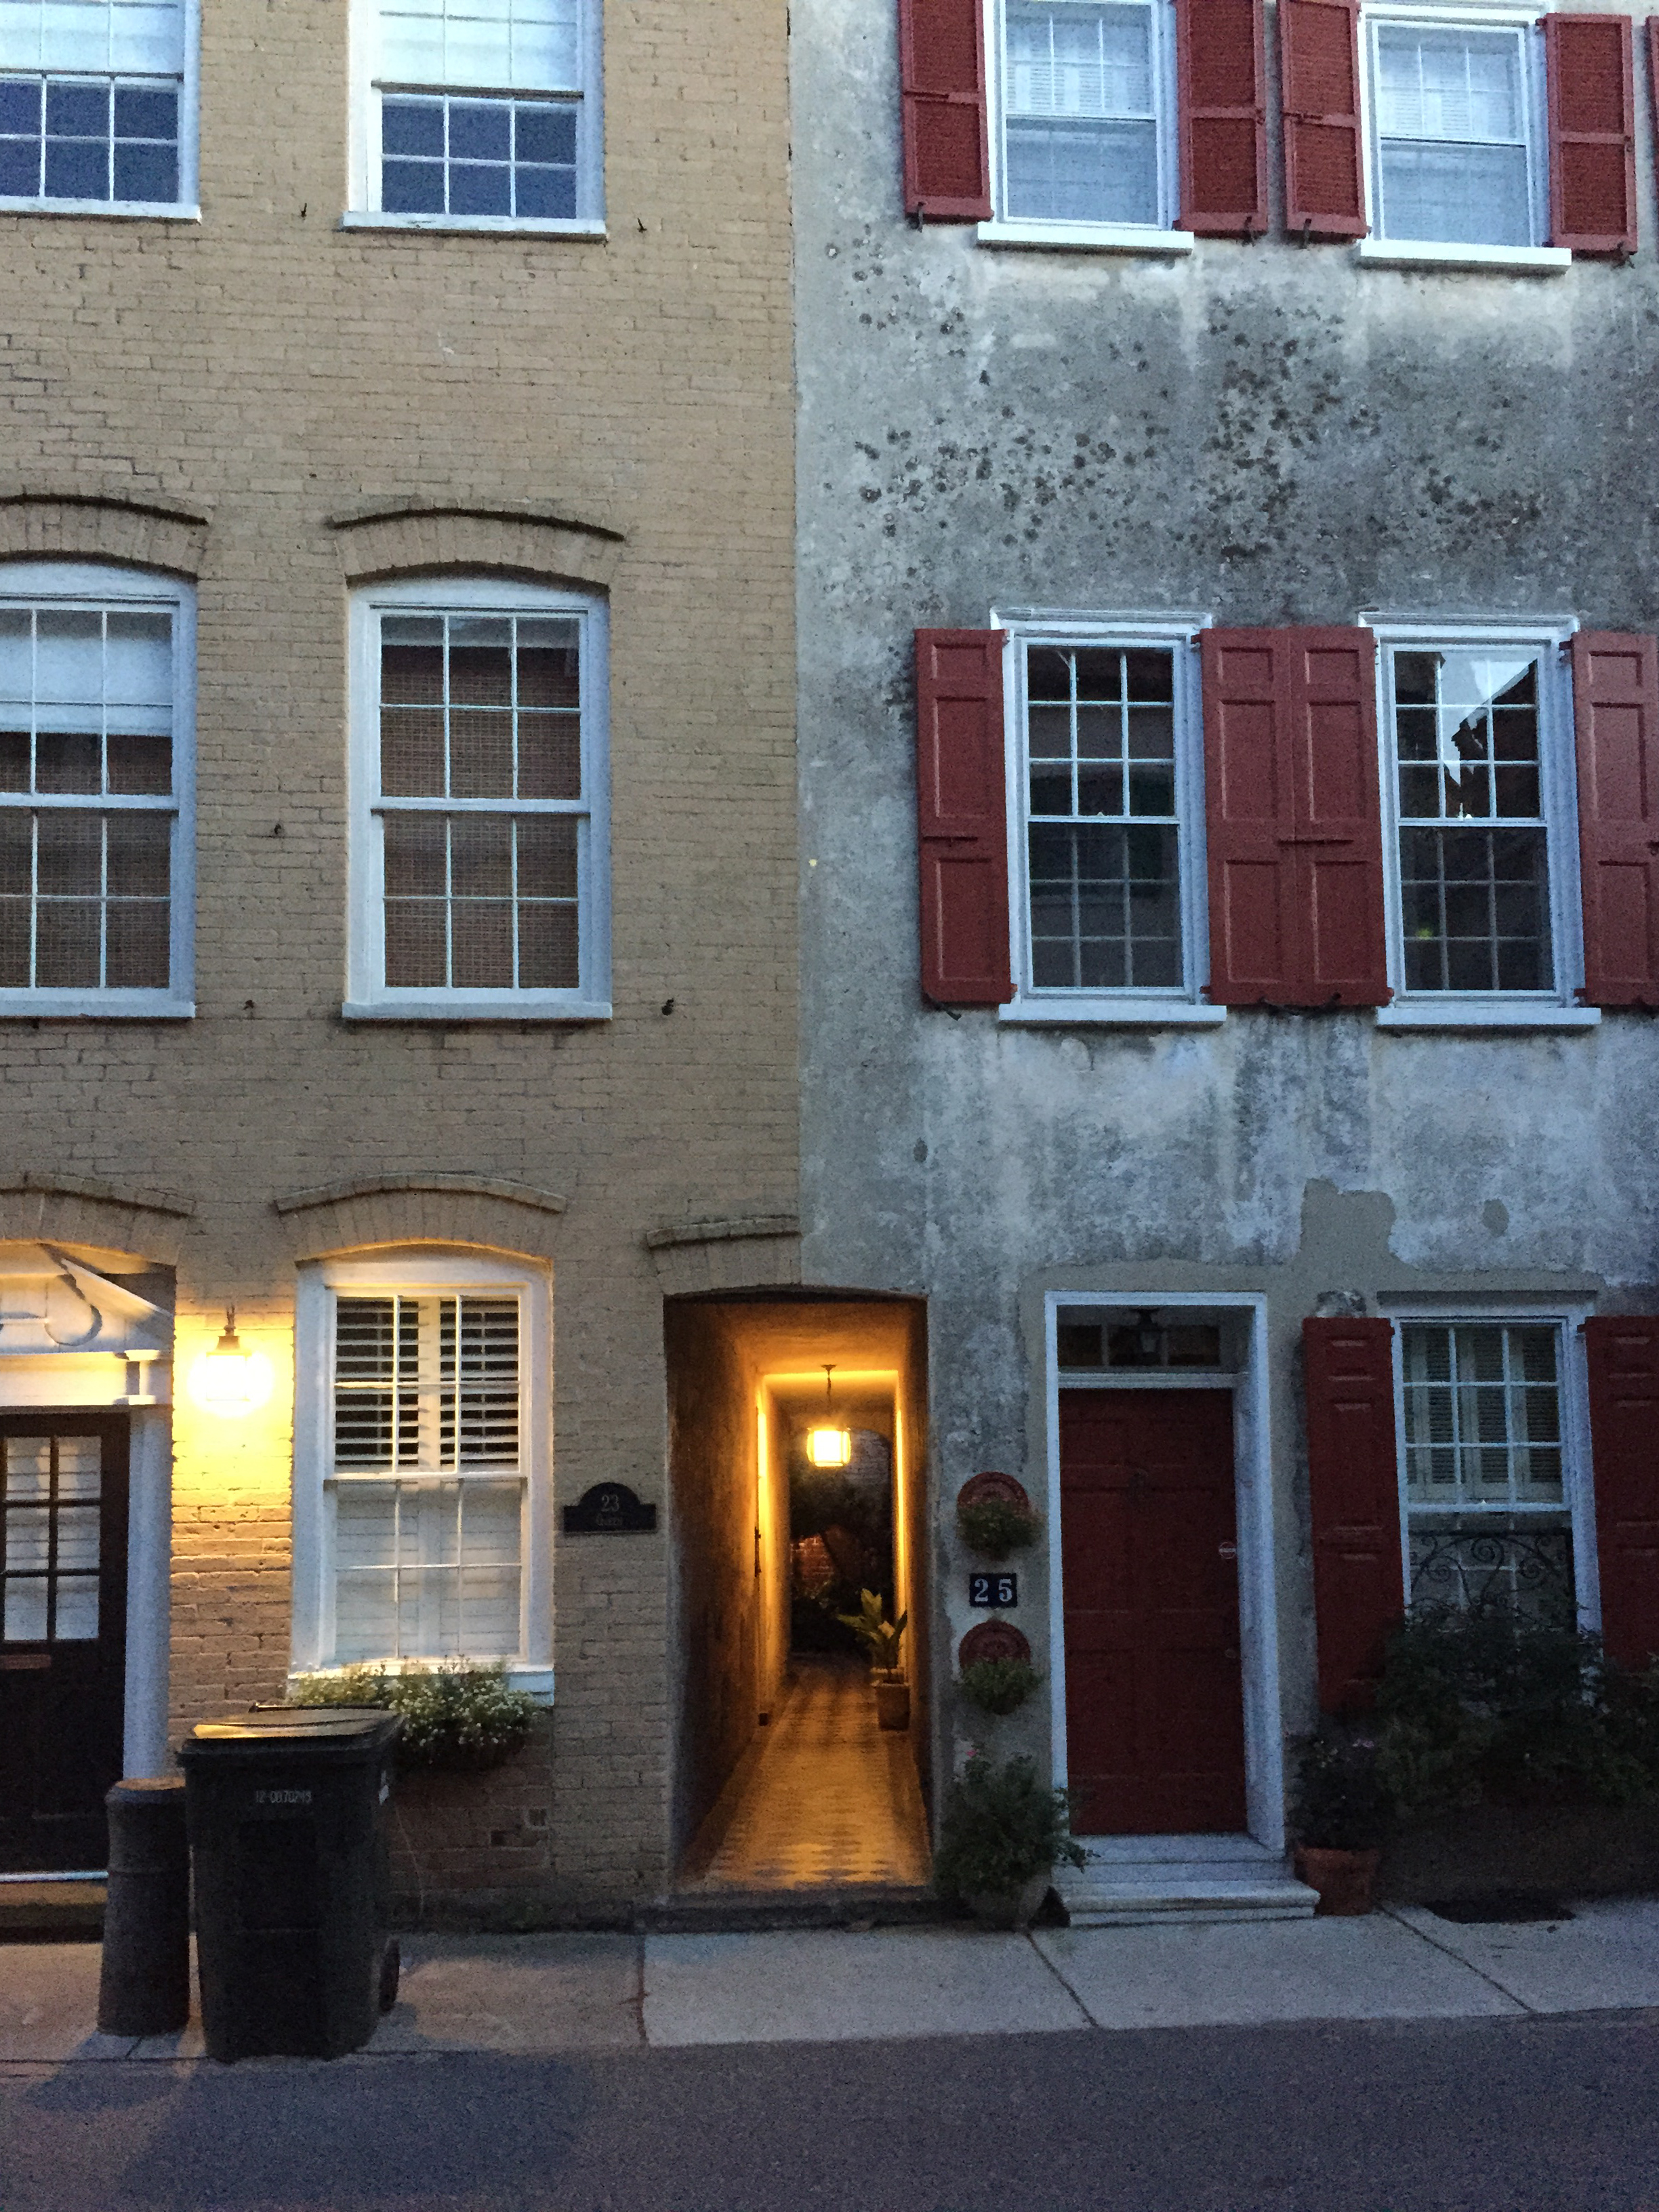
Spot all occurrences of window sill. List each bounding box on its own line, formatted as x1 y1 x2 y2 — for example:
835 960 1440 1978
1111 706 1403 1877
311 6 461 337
0 199 201 222
339 211 605 239
1376 1000 1601 1030
1355 239 1571 275
976 220 1195 257
341 997 611 1023
289 1664 554 1706
1000 996 1227 1027
0 994 194 1019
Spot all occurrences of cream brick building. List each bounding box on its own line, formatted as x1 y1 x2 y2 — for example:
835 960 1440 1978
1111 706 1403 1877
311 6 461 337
0 0 797 1914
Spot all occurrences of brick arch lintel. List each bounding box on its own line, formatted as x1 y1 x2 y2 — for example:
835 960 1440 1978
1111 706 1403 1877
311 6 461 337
0 492 212 580
0 1173 194 1268
273 1173 567 1265
327 501 624 591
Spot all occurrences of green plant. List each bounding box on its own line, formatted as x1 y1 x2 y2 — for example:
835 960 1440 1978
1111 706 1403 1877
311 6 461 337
289 1662 537 1772
956 1496 1040 1561
932 1753 1086 1900
957 1657 1043 1717
836 1588 907 1672
1293 1725 1391 1850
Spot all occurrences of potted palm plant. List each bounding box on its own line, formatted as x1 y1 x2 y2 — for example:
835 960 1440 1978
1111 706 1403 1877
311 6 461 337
837 1588 911 1729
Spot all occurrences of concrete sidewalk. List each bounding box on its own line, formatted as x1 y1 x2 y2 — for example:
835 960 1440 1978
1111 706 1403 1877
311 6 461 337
5 1898 1658 2064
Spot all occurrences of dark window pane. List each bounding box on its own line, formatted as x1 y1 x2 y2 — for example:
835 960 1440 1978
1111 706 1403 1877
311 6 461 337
0 895 27 985
516 642 578 708
0 79 41 132
514 104 576 163
113 139 176 201
517 901 577 987
449 709 514 798
35 901 100 988
1395 653 1439 705
384 902 446 987
515 817 577 899
1078 938 1126 988
1493 765 1540 817
105 899 167 987
382 643 444 704
1027 704 1069 760
1496 664 1536 706
1397 764 1439 819
106 814 169 899
36 813 100 896
384 815 447 898
1027 766 1070 815
447 645 511 706
113 84 176 138
0 733 27 790
1126 703 1174 759
450 901 512 987
382 160 445 212
1075 765 1122 817
450 815 511 897
449 161 511 216
1495 939 1545 990
0 813 30 893
45 82 108 134
1395 706 1437 763
1071 649 1122 700
106 731 171 795
1027 648 1071 703
1446 939 1494 991
35 731 99 794
0 142 39 196
381 707 445 796
516 714 580 799
1074 704 1119 760
1126 764 1174 816
1122 650 1173 703
514 163 575 218
449 100 510 159
382 99 444 157
43 137 108 198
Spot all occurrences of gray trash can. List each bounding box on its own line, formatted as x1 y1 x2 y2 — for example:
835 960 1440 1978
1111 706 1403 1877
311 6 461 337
180 1708 402 2062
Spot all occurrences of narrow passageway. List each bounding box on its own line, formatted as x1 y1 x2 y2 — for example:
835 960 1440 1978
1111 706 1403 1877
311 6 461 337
682 1655 928 1891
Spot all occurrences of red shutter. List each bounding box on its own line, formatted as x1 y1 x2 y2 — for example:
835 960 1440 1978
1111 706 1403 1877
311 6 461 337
1202 628 1389 1006
1279 0 1367 241
1175 0 1268 237
1586 1316 1659 1670
1572 632 1659 1008
1546 14 1637 256
898 0 991 222
1650 20 1659 192
916 629 1011 1006
1305 1317 1404 1714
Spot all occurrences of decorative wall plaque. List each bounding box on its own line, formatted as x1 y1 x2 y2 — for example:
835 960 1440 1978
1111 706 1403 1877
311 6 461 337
958 1619 1031 1671
562 1482 657 1534
956 1470 1033 1515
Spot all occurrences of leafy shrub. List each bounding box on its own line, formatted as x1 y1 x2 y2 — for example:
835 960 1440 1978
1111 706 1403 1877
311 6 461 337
289 1662 537 1773
1293 1725 1391 1849
834 1588 907 1672
956 1497 1040 1561
1372 1608 1659 1818
958 1657 1043 1717
932 1753 1086 1900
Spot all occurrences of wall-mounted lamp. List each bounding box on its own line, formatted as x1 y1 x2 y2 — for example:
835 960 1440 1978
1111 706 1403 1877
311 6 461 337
804 1364 853 1469
188 1307 274 1418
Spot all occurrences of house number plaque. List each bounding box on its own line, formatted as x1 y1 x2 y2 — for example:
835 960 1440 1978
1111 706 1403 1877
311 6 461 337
563 1483 658 1534
968 1572 1018 1609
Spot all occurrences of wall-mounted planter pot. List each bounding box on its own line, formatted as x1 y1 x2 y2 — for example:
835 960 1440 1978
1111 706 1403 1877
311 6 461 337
956 1473 1040 1561
958 1620 1032 1671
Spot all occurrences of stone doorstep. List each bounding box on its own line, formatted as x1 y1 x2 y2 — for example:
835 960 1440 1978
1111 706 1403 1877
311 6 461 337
1057 1849 1319 1929
0 1883 106 1941
645 1886 949 1935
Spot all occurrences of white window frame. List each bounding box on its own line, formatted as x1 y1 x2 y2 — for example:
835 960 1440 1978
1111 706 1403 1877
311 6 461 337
978 0 1193 255
1355 3 1568 273
1367 615 1596 1029
289 1250 554 1695
344 0 604 237
344 574 611 1022
996 609 1223 1025
0 560 194 1019
1382 1302 1601 1636
0 0 200 221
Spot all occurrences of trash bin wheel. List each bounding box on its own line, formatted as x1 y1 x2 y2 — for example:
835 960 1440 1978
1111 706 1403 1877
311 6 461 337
378 1938 401 2015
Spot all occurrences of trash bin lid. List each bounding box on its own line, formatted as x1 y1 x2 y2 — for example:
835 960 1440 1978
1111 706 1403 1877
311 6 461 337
180 1708 402 1761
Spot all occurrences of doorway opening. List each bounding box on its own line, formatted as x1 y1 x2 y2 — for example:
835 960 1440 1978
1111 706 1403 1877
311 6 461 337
665 1295 929 1893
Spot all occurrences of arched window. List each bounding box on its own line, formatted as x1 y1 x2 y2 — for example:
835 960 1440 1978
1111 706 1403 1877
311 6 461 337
0 561 194 1016
345 575 610 1020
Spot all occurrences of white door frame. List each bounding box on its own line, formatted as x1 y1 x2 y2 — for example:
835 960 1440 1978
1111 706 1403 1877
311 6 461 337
1043 1290 1286 1851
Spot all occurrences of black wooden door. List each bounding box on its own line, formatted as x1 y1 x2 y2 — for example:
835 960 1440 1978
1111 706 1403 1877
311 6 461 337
0 1414 129 1871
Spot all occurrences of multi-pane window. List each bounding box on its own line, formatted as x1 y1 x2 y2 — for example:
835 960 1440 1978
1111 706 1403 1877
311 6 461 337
999 0 1166 226
1024 643 1182 991
361 596 600 1003
1387 646 1555 995
0 586 183 1000
1368 20 1539 249
2 1434 101 1643
0 0 186 207
363 0 594 222
1400 1322 1574 1622
329 1292 523 1662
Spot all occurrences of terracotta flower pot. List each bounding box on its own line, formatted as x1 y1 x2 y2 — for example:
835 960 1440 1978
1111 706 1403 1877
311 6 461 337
874 1674 910 1731
1294 1845 1382 1917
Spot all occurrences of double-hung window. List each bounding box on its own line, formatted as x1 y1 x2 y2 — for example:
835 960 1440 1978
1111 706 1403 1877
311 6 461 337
346 577 610 1020
1006 621 1215 1021
987 0 1179 238
350 0 601 230
1397 1315 1595 1629
1375 625 1585 1021
291 1256 552 1680
0 0 194 215
1363 12 1548 253
0 562 193 1015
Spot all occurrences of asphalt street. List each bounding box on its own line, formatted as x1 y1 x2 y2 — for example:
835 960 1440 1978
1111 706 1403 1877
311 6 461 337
2 2011 1657 2212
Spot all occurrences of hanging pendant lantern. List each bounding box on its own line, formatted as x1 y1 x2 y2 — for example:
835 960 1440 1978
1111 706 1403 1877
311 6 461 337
805 1363 853 1469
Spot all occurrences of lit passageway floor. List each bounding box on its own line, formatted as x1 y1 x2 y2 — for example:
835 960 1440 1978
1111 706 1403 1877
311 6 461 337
682 1655 930 1891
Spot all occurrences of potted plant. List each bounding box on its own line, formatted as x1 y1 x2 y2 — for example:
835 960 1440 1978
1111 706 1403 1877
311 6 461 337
956 1473 1042 1563
1292 1725 1391 1914
958 1656 1043 1717
836 1589 910 1729
933 1752 1086 1928
289 1662 537 1773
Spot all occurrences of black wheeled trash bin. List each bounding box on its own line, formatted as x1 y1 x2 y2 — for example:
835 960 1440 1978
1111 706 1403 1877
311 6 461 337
180 1708 402 2062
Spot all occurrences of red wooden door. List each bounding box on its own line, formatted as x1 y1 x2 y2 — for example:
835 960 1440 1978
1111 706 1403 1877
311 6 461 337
1060 1390 1246 1835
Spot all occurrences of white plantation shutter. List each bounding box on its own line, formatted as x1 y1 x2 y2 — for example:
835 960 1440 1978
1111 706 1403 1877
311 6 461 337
329 1292 525 1662
377 0 581 91
0 0 184 73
